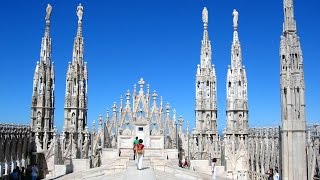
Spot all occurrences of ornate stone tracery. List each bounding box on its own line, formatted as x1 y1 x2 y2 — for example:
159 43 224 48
102 78 181 151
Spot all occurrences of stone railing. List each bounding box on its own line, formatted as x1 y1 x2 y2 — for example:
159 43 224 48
248 127 280 175
307 124 320 179
248 171 268 180
0 123 32 177
248 124 320 179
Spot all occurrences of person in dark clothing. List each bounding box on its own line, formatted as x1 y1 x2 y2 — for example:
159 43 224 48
133 137 139 160
21 167 26 179
10 168 19 180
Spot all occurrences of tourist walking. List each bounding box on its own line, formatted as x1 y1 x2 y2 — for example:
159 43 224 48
31 164 38 180
183 157 189 168
21 166 26 179
211 158 217 180
273 168 280 180
133 137 139 161
136 139 145 170
10 168 19 180
267 168 274 180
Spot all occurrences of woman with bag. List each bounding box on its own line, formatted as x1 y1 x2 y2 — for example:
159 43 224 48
136 139 145 170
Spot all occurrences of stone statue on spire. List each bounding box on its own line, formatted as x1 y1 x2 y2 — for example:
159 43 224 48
233 9 239 30
45 4 52 21
77 3 84 23
202 7 208 25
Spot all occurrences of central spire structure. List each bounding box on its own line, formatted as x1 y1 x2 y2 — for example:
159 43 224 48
63 3 88 159
224 9 249 178
280 0 307 179
30 4 55 152
193 7 219 160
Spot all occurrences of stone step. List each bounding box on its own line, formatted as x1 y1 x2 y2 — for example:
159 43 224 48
89 172 124 180
154 170 187 180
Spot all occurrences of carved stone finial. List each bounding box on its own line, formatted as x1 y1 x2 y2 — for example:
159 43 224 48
186 121 189 134
138 78 145 92
166 103 171 111
120 95 123 108
197 64 200 75
45 4 52 21
77 3 84 23
232 9 239 30
112 102 117 112
152 90 158 100
99 114 103 126
126 90 131 100
202 7 208 26
133 84 137 93
179 116 184 126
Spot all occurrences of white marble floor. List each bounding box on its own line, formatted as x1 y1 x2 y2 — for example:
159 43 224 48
55 160 227 180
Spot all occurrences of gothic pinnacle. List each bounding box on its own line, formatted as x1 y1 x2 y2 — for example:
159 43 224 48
283 0 296 32
44 4 52 36
76 3 84 37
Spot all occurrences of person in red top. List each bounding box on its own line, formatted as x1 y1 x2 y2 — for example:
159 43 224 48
183 157 189 168
136 139 144 170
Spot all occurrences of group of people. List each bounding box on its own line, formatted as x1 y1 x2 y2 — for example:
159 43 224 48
267 168 280 180
133 137 145 170
10 164 38 180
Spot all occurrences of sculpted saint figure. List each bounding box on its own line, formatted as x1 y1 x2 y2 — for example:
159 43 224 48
39 78 44 94
77 4 84 23
232 9 239 29
73 82 78 95
80 81 84 95
71 113 75 125
202 7 208 25
45 4 52 21
37 112 41 125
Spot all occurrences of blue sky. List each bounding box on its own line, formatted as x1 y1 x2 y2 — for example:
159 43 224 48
0 0 319 132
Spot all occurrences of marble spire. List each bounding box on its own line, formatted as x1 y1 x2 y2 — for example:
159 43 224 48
280 0 307 179
225 10 249 177
194 7 218 160
64 4 88 135
30 4 55 152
